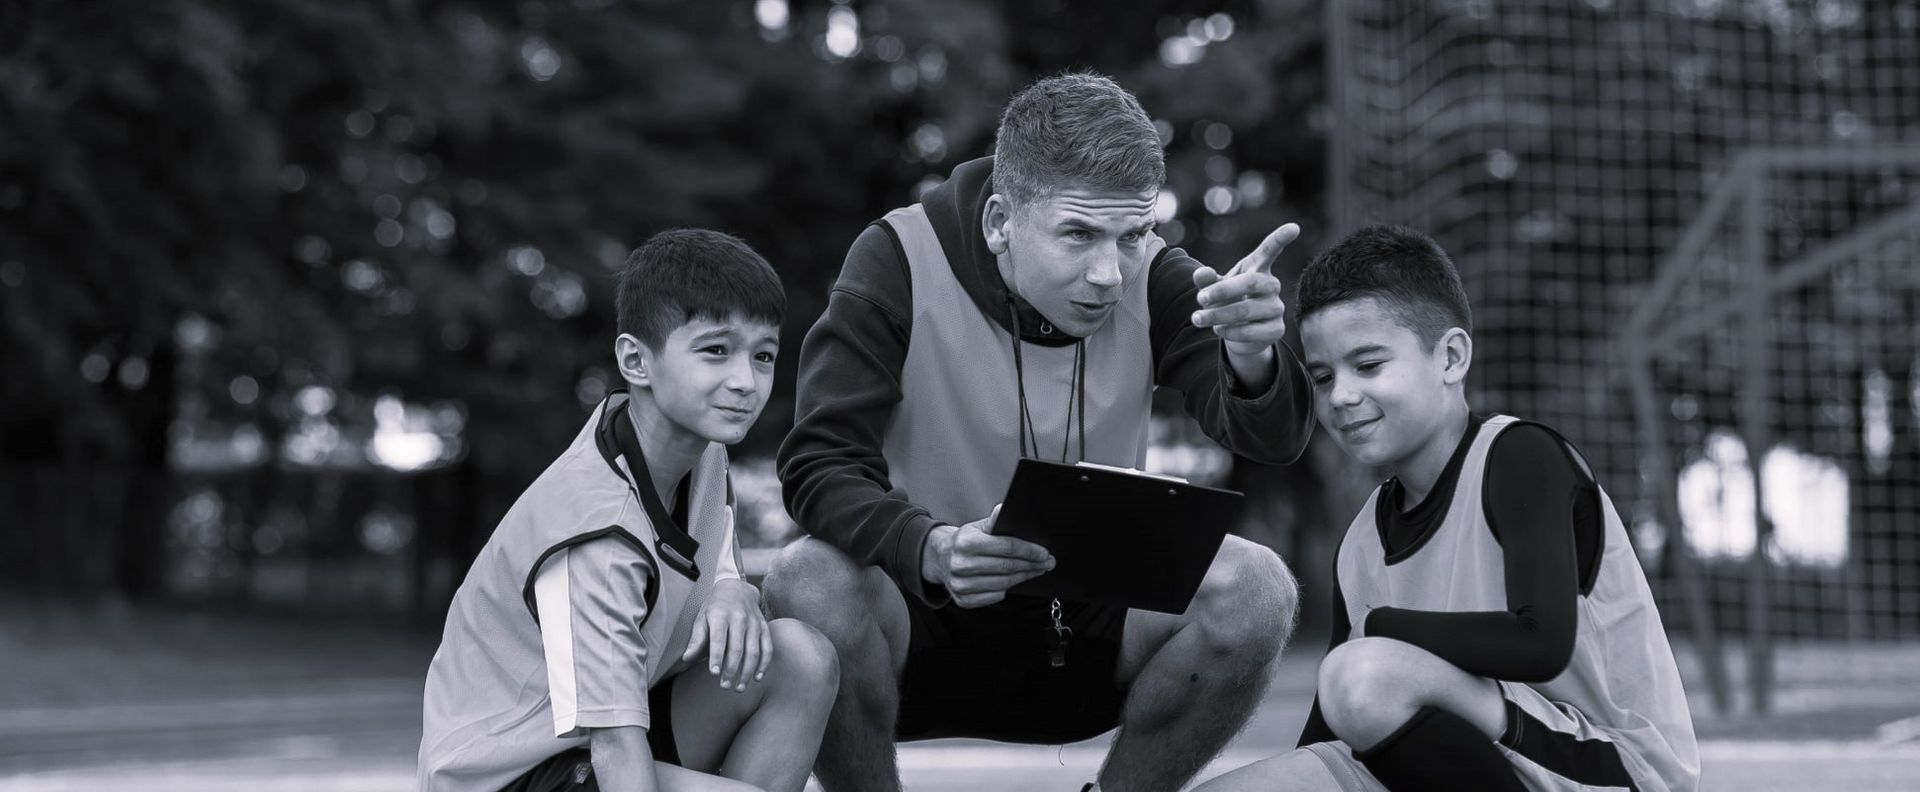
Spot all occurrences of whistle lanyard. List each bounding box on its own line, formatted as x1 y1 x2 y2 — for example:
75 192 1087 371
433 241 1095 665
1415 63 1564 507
1004 298 1081 668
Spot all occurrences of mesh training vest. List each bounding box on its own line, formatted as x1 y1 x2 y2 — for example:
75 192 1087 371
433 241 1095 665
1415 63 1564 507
1336 415 1700 792
878 203 1154 526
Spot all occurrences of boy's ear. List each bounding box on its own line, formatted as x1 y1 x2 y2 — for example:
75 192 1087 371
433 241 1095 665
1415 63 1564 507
982 194 1012 256
1440 327 1472 386
614 333 652 389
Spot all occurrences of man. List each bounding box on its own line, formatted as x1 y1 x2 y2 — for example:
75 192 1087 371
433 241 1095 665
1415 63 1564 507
767 73 1315 792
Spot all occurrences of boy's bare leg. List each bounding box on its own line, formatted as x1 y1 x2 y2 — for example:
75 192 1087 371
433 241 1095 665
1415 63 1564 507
654 762 763 791
1098 536 1300 792
1190 748 1346 792
1315 636 1505 749
672 618 842 792
763 539 913 792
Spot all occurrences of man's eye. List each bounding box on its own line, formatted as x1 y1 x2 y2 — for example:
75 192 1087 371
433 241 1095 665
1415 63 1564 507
701 346 728 356
755 352 776 364
1067 230 1093 242
1357 361 1382 373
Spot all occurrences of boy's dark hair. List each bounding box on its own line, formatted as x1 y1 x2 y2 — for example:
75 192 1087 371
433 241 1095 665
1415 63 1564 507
617 229 785 348
992 72 1165 208
1296 224 1472 347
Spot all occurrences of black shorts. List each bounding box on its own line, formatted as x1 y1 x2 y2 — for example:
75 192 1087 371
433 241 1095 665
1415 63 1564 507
895 592 1128 745
499 679 680 791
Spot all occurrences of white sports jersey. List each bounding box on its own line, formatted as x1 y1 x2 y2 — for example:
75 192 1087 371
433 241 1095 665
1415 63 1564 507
417 393 739 792
1335 415 1699 792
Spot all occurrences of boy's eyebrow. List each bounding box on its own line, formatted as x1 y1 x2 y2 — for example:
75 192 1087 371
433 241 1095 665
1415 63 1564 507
1343 343 1389 359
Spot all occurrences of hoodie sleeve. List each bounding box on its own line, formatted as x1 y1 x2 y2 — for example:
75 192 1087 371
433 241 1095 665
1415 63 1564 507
776 223 951 607
1146 247 1315 465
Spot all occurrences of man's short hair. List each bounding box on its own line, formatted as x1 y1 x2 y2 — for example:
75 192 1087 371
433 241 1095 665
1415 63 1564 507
617 229 786 348
992 72 1165 207
1296 224 1472 348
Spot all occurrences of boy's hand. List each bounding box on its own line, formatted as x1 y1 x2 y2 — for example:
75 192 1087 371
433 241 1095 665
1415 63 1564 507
1191 223 1300 389
681 577 771 692
920 505 1055 609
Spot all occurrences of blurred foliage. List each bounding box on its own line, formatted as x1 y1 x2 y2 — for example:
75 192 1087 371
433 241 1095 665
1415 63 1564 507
0 0 1330 599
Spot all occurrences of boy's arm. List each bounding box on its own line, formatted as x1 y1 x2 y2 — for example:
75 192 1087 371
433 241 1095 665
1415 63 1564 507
533 536 661 739
1146 247 1315 465
590 725 660 792
1360 424 1582 682
778 224 952 606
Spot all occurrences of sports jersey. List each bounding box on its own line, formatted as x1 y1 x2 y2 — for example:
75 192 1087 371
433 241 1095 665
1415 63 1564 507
418 391 739 792
1320 414 1698 791
778 156 1315 605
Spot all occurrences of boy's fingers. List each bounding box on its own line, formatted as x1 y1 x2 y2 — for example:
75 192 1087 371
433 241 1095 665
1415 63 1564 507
738 621 763 691
755 622 773 681
723 615 748 688
682 617 710 663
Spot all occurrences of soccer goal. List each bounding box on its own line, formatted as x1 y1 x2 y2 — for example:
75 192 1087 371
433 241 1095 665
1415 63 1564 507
1326 0 1920 716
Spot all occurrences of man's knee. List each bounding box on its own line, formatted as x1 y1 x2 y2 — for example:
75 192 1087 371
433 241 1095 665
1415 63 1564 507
1192 538 1298 650
767 618 840 704
764 538 865 624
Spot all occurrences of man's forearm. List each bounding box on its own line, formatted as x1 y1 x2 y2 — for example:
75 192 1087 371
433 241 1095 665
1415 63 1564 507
1224 343 1278 395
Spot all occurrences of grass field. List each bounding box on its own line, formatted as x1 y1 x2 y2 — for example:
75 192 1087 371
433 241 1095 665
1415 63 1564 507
1 597 1915 791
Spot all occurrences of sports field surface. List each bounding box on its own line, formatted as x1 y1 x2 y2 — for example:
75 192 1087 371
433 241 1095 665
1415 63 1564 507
2 598 1914 791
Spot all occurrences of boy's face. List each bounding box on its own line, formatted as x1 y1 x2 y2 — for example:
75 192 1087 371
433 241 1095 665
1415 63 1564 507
638 314 780 446
1301 297 1464 468
984 185 1157 338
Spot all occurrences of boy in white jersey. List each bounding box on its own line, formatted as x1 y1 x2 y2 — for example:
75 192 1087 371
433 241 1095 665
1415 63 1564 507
419 230 838 792
1199 225 1697 792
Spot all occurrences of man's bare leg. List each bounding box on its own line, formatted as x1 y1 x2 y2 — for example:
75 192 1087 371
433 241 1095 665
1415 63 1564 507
1098 536 1299 791
762 539 911 792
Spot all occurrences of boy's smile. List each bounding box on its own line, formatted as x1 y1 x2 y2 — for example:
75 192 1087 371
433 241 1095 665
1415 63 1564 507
640 314 782 446
1301 297 1466 476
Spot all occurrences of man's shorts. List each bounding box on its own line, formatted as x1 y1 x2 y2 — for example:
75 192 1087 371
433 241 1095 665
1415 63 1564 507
1303 681 1642 791
498 679 681 791
895 592 1128 744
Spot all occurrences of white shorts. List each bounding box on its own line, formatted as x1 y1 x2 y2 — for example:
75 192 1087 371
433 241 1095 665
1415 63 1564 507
1303 681 1642 792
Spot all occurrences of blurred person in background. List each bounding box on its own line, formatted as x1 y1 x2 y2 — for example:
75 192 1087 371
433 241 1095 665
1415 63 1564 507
767 72 1316 792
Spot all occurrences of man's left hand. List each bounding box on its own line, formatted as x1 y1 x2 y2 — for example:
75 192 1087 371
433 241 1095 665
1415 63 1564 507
680 577 771 692
1190 223 1301 388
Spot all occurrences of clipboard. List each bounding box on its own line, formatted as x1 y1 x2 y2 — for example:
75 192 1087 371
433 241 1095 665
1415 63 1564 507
991 458 1242 615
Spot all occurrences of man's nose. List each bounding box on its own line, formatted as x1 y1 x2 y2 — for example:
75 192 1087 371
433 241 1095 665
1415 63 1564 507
1086 246 1123 289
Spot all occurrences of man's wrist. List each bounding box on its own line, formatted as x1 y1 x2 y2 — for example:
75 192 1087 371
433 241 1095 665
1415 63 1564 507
1225 343 1278 394
920 524 959 584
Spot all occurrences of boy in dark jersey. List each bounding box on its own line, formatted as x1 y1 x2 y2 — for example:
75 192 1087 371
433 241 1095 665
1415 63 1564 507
1197 225 1697 792
419 230 838 792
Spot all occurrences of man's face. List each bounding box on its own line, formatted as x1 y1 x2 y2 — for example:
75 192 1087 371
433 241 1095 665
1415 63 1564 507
993 185 1157 338
1300 298 1454 468
639 314 780 446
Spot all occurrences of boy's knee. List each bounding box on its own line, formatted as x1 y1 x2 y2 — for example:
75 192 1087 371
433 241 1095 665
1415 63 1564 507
1318 637 1410 725
1194 539 1297 651
768 618 840 695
